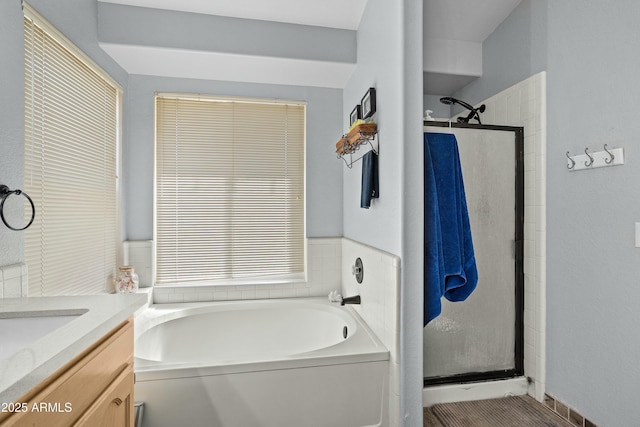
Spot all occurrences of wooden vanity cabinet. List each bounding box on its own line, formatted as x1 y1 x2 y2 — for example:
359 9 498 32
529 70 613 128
0 317 135 427
73 369 134 426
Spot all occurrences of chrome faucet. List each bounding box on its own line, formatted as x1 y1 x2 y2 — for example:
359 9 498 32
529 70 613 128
340 295 361 306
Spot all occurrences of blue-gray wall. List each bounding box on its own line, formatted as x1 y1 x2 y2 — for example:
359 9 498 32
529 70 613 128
422 95 451 120
94 3 347 239
0 0 26 265
343 0 424 423
98 2 356 64
453 0 547 111
25 0 129 85
401 1 425 424
455 1 640 425
0 1 345 263
125 75 343 240
0 0 128 267
546 1 640 425
343 1 404 254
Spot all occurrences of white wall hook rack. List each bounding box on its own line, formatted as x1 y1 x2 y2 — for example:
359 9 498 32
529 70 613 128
566 145 624 171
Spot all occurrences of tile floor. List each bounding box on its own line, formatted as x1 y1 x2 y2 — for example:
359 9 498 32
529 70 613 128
423 396 575 427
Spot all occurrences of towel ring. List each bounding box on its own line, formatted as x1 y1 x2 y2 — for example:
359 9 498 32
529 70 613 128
0 185 35 231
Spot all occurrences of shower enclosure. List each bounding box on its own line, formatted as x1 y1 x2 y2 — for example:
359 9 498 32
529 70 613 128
423 121 524 386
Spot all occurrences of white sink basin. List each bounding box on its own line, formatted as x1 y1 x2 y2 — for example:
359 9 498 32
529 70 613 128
0 310 87 360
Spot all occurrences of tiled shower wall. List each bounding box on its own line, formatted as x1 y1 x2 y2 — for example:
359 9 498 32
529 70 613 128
457 71 547 400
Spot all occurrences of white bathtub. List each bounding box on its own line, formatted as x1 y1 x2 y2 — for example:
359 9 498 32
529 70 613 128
134 297 389 427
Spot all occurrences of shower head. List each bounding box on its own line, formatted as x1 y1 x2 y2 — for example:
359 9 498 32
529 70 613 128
439 96 475 111
439 97 485 124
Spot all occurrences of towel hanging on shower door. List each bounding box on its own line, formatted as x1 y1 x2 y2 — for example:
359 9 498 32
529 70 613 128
423 132 478 326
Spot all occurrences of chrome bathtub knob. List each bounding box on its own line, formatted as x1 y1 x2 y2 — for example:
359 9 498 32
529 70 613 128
351 257 364 284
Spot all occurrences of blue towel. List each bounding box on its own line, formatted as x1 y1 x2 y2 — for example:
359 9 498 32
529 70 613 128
424 132 478 325
360 150 379 209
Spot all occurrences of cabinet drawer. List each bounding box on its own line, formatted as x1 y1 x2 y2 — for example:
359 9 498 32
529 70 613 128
1 320 133 427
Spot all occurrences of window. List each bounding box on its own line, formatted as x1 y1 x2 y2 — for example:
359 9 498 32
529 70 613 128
155 94 305 286
24 4 121 295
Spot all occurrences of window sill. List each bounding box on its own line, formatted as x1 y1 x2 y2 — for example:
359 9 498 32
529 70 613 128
154 274 307 289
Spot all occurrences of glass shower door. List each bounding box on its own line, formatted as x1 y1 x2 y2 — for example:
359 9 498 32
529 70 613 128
423 125 523 383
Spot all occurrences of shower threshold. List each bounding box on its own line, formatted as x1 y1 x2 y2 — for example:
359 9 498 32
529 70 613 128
422 376 533 407
423 376 529 407
424 368 521 387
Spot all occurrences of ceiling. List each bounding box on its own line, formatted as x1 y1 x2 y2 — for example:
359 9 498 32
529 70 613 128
99 0 523 92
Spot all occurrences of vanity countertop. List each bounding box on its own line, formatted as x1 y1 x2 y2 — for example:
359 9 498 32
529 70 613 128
0 293 149 405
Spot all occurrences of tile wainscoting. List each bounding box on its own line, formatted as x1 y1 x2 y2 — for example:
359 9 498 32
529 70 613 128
123 240 153 288
0 263 28 298
125 237 342 303
544 393 598 427
341 238 401 427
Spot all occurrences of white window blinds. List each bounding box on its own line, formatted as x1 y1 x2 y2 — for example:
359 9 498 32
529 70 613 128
155 95 305 286
24 5 120 296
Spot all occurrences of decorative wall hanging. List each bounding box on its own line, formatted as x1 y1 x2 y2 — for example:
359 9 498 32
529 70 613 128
361 88 376 119
350 105 361 126
335 122 378 168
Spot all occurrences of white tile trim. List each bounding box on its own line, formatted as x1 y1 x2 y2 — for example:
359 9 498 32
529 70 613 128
0 263 28 298
147 237 342 303
446 72 547 401
489 72 547 400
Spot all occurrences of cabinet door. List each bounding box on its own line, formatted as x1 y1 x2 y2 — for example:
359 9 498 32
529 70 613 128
74 369 134 427
0 320 133 427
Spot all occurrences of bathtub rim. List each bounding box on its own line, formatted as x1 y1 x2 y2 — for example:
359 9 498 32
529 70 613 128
134 297 389 382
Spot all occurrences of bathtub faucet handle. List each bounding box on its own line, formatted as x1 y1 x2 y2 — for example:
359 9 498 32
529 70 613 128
340 295 361 306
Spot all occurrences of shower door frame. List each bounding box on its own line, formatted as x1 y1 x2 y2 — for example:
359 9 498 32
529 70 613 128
423 120 525 387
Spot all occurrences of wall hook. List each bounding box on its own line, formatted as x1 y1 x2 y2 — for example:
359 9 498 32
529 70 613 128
584 147 594 167
603 144 615 164
566 152 575 169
